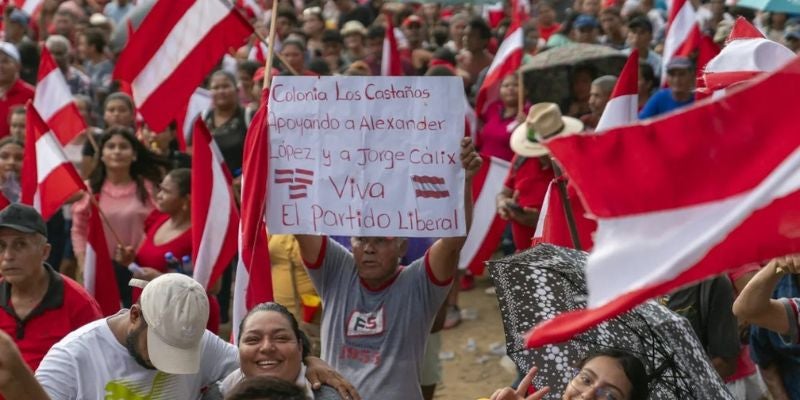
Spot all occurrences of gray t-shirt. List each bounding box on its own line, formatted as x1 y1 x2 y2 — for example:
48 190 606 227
305 238 451 399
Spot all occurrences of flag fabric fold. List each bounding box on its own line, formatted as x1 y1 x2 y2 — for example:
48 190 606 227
232 89 273 341
381 16 403 76
475 0 525 117
527 55 800 347
34 47 87 145
595 49 639 132
661 0 699 84
113 0 253 132
177 88 212 151
458 155 510 275
83 202 121 316
191 119 239 290
20 104 84 221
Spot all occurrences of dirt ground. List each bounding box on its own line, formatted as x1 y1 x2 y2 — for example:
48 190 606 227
435 274 517 400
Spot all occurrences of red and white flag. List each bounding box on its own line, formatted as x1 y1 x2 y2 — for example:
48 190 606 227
248 41 269 64
34 47 87 145
14 0 42 15
191 119 239 290
661 0 700 84
176 88 212 151
20 104 84 221
381 16 403 76
458 155 510 275
232 88 273 341
475 0 525 117
113 0 253 132
83 202 121 316
595 49 639 132
527 55 800 347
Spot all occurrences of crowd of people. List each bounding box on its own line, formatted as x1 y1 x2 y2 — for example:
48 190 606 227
0 0 797 399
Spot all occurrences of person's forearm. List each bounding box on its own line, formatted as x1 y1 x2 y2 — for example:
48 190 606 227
733 261 784 321
761 365 790 400
1 367 50 400
441 176 473 249
711 357 736 379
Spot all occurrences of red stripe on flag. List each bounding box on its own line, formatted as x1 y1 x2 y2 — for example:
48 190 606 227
295 168 314 176
411 175 446 184
294 178 313 185
86 202 122 316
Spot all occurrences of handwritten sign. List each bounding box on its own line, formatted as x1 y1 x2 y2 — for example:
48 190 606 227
266 76 466 237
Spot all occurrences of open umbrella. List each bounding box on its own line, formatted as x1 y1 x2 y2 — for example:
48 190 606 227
487 244 734 399
520 44 628 105
736 0 800 14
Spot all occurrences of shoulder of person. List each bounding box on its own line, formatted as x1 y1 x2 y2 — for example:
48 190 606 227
314 384 345 400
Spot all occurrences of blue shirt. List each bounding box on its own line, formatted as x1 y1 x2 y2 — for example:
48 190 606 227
750 275 800 398
638 88 694 119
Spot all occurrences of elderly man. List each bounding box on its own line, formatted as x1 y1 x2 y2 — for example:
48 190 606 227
46 35 91 96
0 42 33 139
0 204 101 372
582 75 617 129
296 137 481 399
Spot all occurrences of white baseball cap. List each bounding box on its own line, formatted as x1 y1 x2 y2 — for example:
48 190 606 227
131 274 209 374
0 42 20 64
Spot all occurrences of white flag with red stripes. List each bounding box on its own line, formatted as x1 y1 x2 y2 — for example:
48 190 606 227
528 55 800 347
458 155 510 274
661 0 700 84
595 50 639 132
191 119 239 290
475 0 524 116
113 0 253 132
34 47 87 145
83 202 121 316
233 89 273 342
176 88 212 151
20 104 84 221
14 0 42 15
381 17 403 76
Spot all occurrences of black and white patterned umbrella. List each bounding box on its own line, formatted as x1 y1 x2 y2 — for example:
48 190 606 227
487 244 734 399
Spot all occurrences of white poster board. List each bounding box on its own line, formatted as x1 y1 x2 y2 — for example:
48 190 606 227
266 76 466 237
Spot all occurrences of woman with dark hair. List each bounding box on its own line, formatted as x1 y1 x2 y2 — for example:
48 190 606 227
203 70 248 172
280 39 315 76
206 302 355 400
489 349 650 400
71 127 169 307
0 136 23 203
225 376 307 400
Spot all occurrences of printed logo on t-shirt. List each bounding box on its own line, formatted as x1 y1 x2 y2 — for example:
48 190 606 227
104 372 174 399
346 308 385 337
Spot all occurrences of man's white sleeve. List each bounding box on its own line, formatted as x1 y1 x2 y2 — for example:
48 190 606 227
34 345 78 400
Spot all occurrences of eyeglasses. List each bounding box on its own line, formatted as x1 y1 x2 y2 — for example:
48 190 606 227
569 370 624 400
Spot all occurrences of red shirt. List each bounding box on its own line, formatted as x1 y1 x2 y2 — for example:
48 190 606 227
135 211 192 274
503 156 554 250
533 178 597 251
0 79 35 139
479 101 525 162
0 265 102 372
539 24 562 42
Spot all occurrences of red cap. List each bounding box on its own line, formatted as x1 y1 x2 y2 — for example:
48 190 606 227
402 15 423 27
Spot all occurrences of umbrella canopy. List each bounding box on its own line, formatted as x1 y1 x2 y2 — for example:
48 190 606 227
520 44 628 105
736 0 800 13
487 244 734 399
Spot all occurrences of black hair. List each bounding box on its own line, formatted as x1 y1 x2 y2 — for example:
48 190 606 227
578 349 649 400
367 25 385 41
281 38 306 53
277 7 299 26
90 127 169 204
225 376 306 400
104 92 135 114
638 63 657 91
166 168 190 197
432 47 456 65
467 17 492 40
238 302 311 360
237 60 261 78
0 136 24 150
82 28 106 54
321 29 343 44
211 69 238 87
308 58 331 76
425 66 455 77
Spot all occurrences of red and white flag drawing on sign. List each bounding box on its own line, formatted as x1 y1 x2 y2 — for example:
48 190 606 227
34 47 87 145
459 155 510 275
14 0 42 15
475 0 525 117
83 202 121 316
232 88 273 342
661 0 700 84
191 119 239 290
20 104 84 221
381 16 403 76
113 0 253 132
595 49 639 132
176 88 212 151
527 55 800 347
411 175 450 199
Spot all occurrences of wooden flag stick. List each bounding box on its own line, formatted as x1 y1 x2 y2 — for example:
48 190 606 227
87 193 125 247
254 32 300 77
517 70 524 113
264 0 280 89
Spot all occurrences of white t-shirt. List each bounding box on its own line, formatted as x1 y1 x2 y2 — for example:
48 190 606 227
35 316 238 400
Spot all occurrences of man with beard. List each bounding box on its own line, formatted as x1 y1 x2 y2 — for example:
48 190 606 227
35 273 238 399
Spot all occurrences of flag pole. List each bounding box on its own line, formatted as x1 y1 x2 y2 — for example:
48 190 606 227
517 70 524 114
551 161 582 251
263 0 280 88
87 194 125 246
254 33 300 76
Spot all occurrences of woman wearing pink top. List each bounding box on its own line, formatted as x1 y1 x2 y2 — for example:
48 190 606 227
477 73 527 162
71 127 168 307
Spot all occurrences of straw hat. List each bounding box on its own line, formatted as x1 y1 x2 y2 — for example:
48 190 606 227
510 103 584 157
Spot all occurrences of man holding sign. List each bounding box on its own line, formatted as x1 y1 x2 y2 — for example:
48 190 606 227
295 137 480 399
